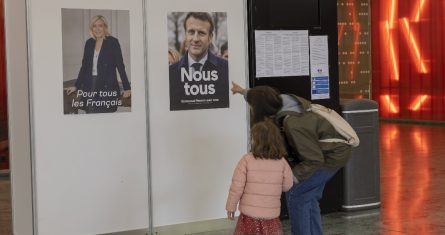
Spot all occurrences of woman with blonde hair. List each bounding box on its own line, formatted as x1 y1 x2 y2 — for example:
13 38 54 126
65 15 131 113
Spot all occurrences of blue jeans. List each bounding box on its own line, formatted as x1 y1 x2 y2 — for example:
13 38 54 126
286 168 338 235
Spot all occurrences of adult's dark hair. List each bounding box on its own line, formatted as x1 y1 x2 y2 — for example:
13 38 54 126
220 41 228 54
183 12 214 35
250 120 287 160
246 86 283 124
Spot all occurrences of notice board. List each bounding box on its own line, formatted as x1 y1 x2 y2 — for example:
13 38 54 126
247 0 340 111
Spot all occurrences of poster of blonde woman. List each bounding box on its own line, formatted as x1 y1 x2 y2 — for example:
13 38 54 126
167 12 229 111
62 9 131 114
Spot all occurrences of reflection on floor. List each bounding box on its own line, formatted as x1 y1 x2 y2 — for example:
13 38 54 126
1 122 445 235
192 122 445 235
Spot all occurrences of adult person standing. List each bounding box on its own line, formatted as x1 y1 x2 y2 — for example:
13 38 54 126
169 12 229 111
65 15 131 114
231 82 352 235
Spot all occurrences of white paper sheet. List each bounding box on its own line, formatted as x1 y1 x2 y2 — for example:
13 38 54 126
309 35 330 100
255 30 309 77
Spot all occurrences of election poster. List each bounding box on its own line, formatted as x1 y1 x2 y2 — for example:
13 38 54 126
61 8 132 114
167 12 229 111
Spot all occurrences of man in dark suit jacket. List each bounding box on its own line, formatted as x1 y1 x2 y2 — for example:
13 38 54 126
169 12 229 111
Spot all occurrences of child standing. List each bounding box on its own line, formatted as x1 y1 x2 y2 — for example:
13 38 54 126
226 120 294 235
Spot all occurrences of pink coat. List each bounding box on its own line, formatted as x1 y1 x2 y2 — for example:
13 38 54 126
226 153 294 219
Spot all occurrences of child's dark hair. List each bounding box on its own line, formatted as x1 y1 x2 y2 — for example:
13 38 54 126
250 120 288 160
246 86 283 124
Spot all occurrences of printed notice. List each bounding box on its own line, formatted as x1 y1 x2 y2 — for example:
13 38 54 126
255 30 309 78
310 35 330 100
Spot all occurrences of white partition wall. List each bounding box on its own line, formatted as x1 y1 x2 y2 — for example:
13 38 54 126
146 0 249 231
6 0 249 234
23 0 149 234
4 0 34 234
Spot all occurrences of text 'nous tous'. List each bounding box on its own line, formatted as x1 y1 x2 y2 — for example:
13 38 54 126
180 67 218 95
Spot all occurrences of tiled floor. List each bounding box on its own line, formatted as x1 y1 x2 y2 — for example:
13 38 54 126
192 122 445 234
1 122 445 235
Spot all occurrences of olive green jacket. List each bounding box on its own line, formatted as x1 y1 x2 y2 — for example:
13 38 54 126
276 95 352 181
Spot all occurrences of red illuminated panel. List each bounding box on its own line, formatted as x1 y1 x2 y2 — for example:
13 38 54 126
337 0 372 99
372 0 445 121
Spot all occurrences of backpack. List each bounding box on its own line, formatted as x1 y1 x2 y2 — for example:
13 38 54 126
308 103 360 147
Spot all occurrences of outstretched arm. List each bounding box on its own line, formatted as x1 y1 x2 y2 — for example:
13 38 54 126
231 81 247 96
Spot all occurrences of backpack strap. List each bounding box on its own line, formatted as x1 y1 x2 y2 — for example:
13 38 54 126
308 103 360 147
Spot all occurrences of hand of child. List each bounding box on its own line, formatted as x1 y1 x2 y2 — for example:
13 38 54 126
227 211 235 220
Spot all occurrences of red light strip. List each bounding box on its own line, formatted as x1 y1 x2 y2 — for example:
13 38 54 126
382 95 399 113
410 95 429 111
348 1 360 81
400 18 428 74
385 21 400 81
412 0 426 22
338 24 345 45
389 0 398 29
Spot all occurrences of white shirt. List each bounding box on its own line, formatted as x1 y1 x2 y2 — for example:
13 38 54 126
187 53 208 72
92 49 100 76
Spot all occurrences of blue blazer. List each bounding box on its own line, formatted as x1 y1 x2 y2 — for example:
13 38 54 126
169 51 229 111
75 36 130 93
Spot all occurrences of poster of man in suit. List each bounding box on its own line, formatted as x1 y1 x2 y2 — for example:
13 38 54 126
168 12 229 111
61 8 132 115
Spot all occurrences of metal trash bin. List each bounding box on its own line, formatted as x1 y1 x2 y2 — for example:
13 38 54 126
340 99 380 211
